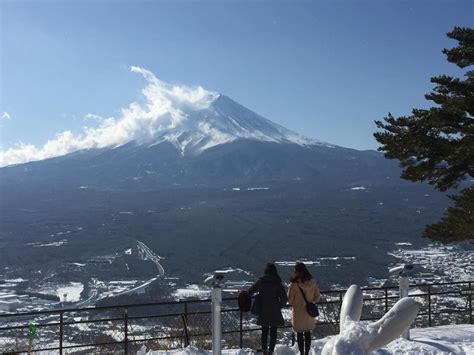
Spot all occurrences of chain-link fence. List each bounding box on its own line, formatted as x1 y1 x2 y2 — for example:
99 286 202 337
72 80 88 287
0 281 472 354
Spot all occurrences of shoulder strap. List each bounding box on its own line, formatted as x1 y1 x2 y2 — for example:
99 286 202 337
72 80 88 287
298 285 309 304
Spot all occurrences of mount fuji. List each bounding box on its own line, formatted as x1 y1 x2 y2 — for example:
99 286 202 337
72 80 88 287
141 94 328 155
0 67 406 190
0 72 451 292
0 91 400 190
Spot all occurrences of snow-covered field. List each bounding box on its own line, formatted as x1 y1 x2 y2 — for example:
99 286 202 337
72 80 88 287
56 282 84 302
386 243 473 283
138 324 474 354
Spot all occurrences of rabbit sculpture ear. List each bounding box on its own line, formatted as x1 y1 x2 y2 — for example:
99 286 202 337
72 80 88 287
367 297 420 351
339 284 363 331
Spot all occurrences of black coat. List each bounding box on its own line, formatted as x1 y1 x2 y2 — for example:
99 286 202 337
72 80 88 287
248 274 288 327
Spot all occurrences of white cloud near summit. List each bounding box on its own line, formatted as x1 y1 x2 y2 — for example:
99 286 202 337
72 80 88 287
1 112 11 121
0 67 218 167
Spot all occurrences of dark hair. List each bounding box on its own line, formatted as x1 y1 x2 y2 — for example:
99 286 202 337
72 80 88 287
290 262 312 283
264 263 281 281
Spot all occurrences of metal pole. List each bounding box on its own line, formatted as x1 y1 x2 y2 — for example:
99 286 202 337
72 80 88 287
181 314 190 347
399 275 410 340
184 302 188 323
469 282 472 325
211 284 222 355
211 287 222 355
239 311 243 349
124 308 128 355
338 291 343 333
59 311 64 355
184 302 189 346
428 285 432 327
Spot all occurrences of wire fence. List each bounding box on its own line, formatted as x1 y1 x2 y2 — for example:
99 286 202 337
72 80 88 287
0 280 472 354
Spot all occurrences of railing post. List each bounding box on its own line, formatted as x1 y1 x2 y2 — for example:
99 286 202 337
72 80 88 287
59 311 64 355
184 302 188 323
338 291 343 332
124 308 128 355
427 285 432 327
384 288 389 314
239 311 243 349
184 302 189 346
180 314 190 347
181 301 190 348
469 282 472 325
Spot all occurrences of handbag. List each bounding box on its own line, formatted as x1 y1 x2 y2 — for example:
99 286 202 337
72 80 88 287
251 293 262 315
298 286 319 318
238 291 252 312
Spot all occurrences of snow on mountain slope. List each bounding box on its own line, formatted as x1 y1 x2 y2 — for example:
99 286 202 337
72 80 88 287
0 67 328 167
146 94 328 155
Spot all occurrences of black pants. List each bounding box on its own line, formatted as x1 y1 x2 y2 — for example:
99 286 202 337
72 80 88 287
296 331 311 355
261 326 277 352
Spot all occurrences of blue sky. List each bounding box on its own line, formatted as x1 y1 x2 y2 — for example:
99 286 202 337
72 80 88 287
1 0 472 162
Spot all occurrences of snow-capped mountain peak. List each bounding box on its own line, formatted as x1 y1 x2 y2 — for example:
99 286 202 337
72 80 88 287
0 67 328 167
146 94 327 155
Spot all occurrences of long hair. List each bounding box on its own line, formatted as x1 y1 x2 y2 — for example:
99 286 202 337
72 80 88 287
290 262 312 283
264 263 281 281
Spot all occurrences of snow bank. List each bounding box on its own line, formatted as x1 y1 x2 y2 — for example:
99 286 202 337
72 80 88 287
138 325 474 354
379 324 474 354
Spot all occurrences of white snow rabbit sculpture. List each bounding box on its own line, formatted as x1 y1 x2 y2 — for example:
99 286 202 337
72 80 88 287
322 285 420 355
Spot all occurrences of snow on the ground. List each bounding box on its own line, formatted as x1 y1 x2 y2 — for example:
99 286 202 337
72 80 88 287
387 243 474 283
138 324 474 354
26 239 68 247
379 325 474 354
56 282 84 302
173 284 210 299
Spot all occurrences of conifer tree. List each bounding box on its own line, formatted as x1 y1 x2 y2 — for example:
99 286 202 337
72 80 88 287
374 27 474 242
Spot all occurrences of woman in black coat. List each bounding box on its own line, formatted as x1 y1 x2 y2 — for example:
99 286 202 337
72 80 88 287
248 263 288 354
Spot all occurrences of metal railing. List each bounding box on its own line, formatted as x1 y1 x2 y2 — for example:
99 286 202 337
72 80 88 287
0 280 471 354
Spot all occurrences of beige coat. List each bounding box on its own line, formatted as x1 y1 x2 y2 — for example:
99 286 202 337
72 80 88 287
288 279 320 332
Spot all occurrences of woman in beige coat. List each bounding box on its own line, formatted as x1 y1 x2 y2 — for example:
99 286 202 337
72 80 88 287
287 262 320 355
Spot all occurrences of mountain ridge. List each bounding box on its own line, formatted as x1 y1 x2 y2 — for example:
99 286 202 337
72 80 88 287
138 94 331 156
0 85 396 191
